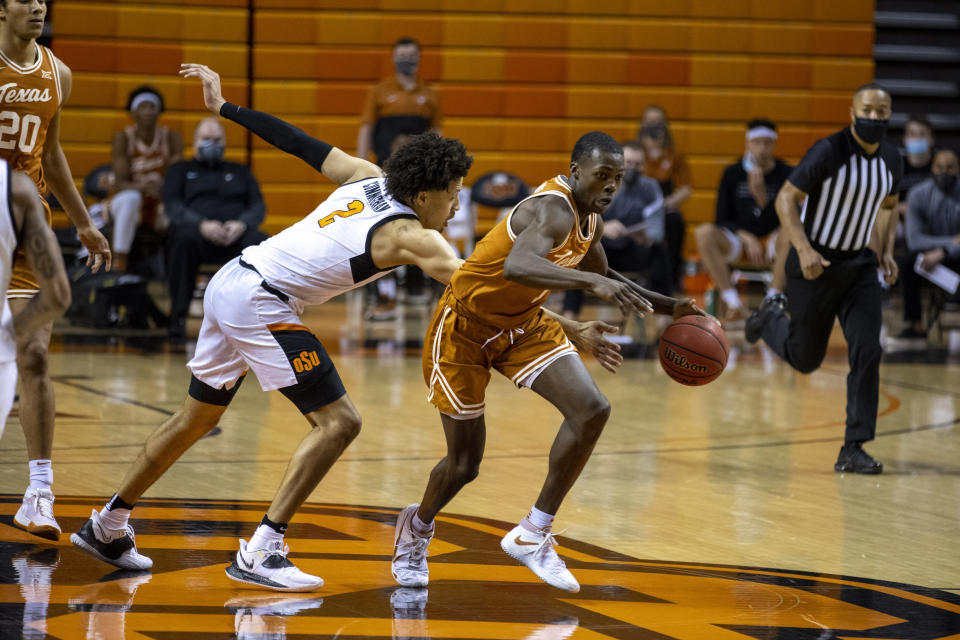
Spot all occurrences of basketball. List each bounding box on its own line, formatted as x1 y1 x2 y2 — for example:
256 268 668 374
658 315 729 386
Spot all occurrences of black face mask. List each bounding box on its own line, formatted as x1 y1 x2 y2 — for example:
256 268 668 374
395 60 418 76
623 168 639 186
195 140 225 166
853 117 889 145
934 173 958 195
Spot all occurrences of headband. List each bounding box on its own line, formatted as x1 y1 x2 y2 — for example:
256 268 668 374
130 92 162 112
747 126 777 141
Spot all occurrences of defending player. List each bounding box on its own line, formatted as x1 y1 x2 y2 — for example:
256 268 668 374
71 64 620 592
392 132 709 592
1 0 111 540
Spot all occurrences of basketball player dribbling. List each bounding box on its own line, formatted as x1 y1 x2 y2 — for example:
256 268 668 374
393 132 711 592
72 64 622 592
0 0 111 540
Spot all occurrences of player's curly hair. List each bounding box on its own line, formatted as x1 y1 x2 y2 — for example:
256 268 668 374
384 133 473 205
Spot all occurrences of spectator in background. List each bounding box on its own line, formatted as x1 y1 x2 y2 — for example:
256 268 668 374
357 37 443 316
561 140 671 320
899 148 960 338
109 86 183 273
638 105 691 291
898 114 936 211
357 37 442 167
163 118 267 341
695 119 792 323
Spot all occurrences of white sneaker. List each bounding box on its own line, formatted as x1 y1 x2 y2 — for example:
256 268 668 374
14 488 61 541
391 504 432 587
500 524 580 593
225 539 324 592
70 509 153 570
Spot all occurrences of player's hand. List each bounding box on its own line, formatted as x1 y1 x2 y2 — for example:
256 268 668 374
672 297 717 325
798 246 830 280
78 224 111 273
179 63 226 114
568 320 623 374
588 276 654 317
747 166 768 209
739 231 766 267
920 248 944 271
880 252 898 285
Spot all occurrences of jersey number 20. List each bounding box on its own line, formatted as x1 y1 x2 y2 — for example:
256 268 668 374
0 112 42 154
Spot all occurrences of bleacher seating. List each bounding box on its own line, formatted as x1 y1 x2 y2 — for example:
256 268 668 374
53 1 875 239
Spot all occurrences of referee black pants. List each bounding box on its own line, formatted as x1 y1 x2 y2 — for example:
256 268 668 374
761 248 883 443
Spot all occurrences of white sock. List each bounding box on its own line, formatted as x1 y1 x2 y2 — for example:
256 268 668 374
27 460 52 492
248 523 284 551
765 288 781 299
721 288 742 309
99 505 131 532
411 513 434 537
523 506 555 532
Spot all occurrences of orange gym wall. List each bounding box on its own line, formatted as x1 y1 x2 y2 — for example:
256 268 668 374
53 0 875 243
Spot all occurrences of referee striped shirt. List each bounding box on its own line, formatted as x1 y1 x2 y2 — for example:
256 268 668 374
790 127 903 256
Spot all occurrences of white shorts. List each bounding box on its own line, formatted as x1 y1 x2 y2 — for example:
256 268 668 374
0 360 15 441
720 227 779 264
187 258 344 407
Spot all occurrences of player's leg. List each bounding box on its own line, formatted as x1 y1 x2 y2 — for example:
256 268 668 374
225 307 354 591
72 261 250 570
494 315 600 592
393 293 490 587
768 230 790 295
109 189 142 272
8 293 59 541
835 253 884 474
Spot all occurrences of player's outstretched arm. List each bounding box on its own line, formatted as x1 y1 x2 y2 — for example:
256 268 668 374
542 307 623 373
504 197 653 317
605 269 712 321
10 171 71 336
179 63 380 186
372 220 464 283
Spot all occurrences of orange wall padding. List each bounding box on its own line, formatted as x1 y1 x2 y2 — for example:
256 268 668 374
54 1 874 236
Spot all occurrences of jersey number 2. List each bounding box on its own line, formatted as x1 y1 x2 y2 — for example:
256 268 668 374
0 112 42 154
318 200 364 228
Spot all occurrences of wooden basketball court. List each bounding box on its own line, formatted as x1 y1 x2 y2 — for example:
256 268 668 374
1 299 959 638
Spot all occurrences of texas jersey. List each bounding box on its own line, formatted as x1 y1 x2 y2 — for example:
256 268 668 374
450 175 597 328
0 44 61 195
241 177 417 306
0 160 18 362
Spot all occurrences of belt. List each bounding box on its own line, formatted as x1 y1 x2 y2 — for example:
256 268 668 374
239 258 289 303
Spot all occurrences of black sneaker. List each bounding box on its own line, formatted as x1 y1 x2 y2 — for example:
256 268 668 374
834 443 883 474
70 510 153 570
745 293 787 344
896 326 927 340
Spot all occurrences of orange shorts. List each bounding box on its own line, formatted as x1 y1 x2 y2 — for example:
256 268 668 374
8 198 53 298
422 288 579 419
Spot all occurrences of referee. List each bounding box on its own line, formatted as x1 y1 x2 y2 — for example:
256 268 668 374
746 83 903 474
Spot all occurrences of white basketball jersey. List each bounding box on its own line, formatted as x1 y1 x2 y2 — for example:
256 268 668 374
241 177 417 306
0 160 18 363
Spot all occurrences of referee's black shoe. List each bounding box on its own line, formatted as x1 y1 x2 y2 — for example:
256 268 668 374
745 293 787 344
834 442 883 474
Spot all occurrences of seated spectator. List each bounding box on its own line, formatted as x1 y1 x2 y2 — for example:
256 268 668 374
638 105 691 290
695 119 792 323
163 118 268 341
110 86 182 272
899 148 960 338
561 140 671 320
898 114 936 217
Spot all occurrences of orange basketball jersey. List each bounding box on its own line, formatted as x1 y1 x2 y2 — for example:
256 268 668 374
0 43 61 195
450 175 597 328
124 124 174 187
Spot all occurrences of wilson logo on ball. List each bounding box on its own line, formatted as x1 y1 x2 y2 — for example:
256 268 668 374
661 346 708 373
